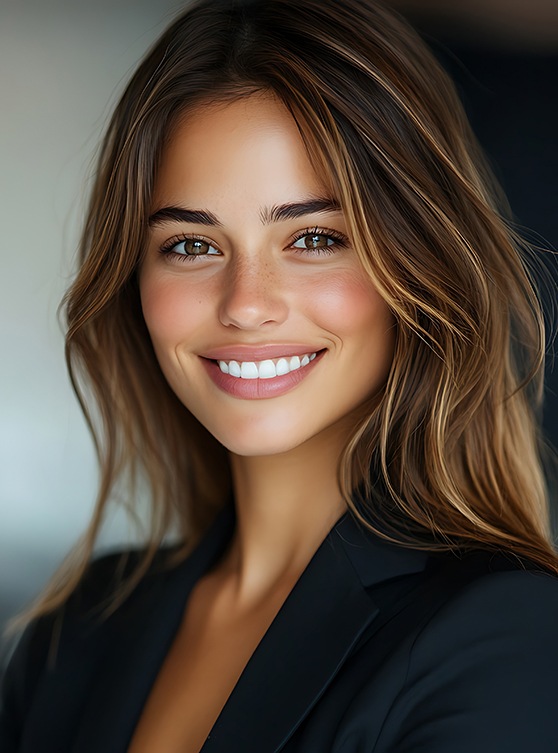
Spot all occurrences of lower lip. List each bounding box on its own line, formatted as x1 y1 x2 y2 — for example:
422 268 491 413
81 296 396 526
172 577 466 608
200 350 326 399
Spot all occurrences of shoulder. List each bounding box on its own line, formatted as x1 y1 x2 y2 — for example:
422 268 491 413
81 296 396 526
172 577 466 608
374 558 558 752
407 551 558 672
420 552 558 635
63 546 171 616
0 546 172 747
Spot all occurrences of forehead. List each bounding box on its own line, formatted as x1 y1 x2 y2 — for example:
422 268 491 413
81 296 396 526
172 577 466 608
152 94 331 212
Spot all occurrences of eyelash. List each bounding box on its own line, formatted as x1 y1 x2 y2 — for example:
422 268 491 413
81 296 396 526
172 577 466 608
158 226 349 263
291 227 349 255
159 235 219 262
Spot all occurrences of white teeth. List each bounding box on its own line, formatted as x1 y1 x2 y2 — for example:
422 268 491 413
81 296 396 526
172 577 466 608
258 359 277 379
240 361 259 379
276 358 289 376
217 351 319 379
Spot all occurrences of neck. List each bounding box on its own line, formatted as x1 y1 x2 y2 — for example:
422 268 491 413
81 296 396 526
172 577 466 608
220 423 352 606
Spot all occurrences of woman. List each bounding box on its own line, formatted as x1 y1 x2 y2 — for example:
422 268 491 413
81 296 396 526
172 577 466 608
2 0 558 751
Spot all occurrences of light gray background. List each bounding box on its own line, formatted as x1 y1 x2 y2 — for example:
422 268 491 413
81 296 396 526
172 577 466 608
1 0 557 655
0 0 184 639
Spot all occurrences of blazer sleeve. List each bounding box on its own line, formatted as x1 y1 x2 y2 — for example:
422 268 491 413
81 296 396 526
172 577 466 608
0 550 131 752
0 613 56 753
377 569 558 753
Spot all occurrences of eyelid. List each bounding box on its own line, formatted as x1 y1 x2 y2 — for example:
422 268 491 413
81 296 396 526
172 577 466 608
159 232 222 257
288 226 349 248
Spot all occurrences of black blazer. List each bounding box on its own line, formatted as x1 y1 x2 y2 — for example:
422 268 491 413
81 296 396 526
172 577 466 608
2 502 558 753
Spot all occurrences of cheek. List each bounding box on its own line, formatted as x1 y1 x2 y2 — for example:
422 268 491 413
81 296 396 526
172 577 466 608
139 272 205 349
305 269 395 345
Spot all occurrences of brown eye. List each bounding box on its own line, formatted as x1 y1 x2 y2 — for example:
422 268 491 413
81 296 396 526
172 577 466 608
183 238 211 255
307 235 329 249
292 234 335 250
161 237 221 257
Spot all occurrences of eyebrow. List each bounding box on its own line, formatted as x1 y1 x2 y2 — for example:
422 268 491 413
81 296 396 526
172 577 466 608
148 197 341 228
148 207 221 227
260 198 341 224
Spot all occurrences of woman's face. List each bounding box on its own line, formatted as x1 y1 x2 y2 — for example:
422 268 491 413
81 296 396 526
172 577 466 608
140 94 395 457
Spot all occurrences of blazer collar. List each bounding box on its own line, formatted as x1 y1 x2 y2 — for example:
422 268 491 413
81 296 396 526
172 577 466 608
73 501 428 753
332 509 429 588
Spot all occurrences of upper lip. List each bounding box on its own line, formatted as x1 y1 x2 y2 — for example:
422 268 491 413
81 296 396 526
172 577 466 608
200 344 325 361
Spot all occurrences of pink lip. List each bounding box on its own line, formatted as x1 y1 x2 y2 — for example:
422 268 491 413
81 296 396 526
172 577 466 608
201 349 326 399
200 344 322 361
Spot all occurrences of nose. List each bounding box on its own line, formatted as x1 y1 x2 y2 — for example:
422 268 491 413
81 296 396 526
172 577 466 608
218 253 289 330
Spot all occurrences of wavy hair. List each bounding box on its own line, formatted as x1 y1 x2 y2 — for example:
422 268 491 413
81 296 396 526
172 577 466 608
19 0 558 626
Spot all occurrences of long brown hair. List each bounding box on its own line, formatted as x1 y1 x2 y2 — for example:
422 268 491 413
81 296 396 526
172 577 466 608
19 0 558 626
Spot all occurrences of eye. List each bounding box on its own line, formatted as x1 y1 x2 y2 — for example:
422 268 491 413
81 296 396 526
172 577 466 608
159 235 221 260
292 234 335 250
290 228 348 255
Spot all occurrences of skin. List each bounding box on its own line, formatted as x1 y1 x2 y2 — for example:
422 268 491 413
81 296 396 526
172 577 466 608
140 93 396 607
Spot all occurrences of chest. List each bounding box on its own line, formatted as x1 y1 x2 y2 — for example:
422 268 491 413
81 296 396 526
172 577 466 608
17 517 444 753
127 576 294 753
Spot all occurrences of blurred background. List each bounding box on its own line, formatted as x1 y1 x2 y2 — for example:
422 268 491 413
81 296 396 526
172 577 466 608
1 0 557 661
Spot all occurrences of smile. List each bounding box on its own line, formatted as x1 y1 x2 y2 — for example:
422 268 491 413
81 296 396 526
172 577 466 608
217 352 317 379
201 349 326 399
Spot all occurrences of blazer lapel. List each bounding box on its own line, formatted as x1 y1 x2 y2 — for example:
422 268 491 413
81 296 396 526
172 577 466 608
72 504 428 753
201 511 429 753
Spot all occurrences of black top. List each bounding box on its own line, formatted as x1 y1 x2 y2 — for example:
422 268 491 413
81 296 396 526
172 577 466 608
2 502 558 752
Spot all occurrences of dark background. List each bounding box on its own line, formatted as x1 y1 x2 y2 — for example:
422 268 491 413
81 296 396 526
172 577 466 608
390 0 558 477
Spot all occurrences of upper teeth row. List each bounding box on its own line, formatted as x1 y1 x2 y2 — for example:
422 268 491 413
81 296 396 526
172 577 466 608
219 352 317 379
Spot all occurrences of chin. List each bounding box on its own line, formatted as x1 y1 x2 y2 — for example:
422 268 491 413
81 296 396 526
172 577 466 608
215 432 308 458
204 416 316 457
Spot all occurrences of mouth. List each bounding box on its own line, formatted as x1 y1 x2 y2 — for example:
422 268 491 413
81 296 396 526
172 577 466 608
211 350 323 380
200 348 327 399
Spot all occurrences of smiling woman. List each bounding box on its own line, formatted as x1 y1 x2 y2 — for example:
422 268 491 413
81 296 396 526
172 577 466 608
140 95 395 451
2 0 558 752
